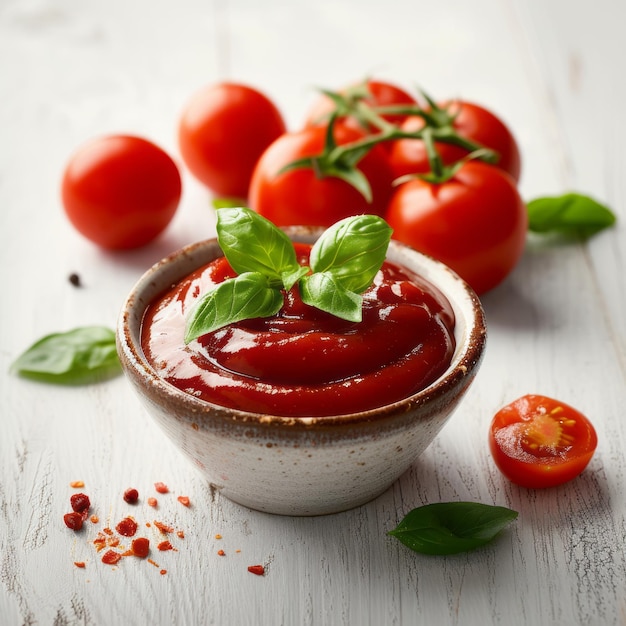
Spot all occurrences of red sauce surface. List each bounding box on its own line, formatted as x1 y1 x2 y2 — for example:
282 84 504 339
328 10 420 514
141 244 456 417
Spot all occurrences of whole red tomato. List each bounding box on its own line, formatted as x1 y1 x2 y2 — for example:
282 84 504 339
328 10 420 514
489 394 597 489
305 79 416 135
249 124 394 228
61 135 181 250
385 162 527 294
178 82 286 198
389 101 522 182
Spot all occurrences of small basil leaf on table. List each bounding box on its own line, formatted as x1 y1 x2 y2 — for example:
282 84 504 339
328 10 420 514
527 193 616 237
185 272 283 342
389 502 518 555
10 326 121 384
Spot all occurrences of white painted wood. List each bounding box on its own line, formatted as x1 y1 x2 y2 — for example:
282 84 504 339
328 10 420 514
1 0 625 624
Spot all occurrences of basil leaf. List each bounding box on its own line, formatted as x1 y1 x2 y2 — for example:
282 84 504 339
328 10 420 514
389 502 518 556
10 326 121 385
211 197 247 209
185 272 283 343
216 207 301 287
300 272 362 322
527 193 616 237
310 214 392 294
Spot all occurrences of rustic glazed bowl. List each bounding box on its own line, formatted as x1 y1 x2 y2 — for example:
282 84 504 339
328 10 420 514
117 227 486 516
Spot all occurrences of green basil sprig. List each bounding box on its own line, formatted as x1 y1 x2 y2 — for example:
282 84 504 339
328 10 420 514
184 207 392 343
10 326 121 385
527 192 616 237
388 502 518 555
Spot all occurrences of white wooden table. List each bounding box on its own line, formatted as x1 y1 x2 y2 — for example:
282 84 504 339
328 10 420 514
2 1 625 624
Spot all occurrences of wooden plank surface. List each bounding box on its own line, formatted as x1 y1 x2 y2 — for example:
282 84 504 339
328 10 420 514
1 0 625 624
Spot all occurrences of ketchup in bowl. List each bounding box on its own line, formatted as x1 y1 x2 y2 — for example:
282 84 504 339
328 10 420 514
141 243 456 417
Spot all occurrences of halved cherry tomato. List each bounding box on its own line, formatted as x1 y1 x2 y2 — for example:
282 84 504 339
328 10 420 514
178 82 286 198
61 135 181 250
489 395 598 489
388 101 521 182
249 124 394 228
384 161 527 295
305 79 416 137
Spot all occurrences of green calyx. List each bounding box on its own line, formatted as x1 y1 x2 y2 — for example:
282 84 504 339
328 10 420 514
184 208 393 344
282 81 499 195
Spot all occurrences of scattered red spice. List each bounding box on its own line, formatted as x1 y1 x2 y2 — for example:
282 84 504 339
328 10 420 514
217 549 226 557
70 493 90 514
153 520 174 534
177 495 190 507
248 565 265 576
64 512 84 531
70 481 85 488
176 530 185 539
154 482 169 494
148 558 160 568
102 550 122 565
102 527 113 536
74 561 86 568
116 517 138 537
131 537 150 558
123 488 139 504
160 569 167 575
214 534 222 540
147 497 158 508
90 515 99 524
158 540 175 552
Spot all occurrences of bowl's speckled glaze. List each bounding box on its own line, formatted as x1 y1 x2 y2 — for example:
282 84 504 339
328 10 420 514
116 227 487 516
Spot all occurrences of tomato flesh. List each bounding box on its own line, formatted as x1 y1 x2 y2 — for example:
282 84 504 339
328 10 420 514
489 394 598 488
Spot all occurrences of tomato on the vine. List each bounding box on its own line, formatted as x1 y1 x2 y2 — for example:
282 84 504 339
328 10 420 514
249 124 394 228
389 101 522 182
178 82 286 199
61 135 182 250
489 395 598 489
384 161 526 295
305 79 416 136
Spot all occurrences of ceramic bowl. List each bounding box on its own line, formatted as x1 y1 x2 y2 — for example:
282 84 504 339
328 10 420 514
116 227 486 516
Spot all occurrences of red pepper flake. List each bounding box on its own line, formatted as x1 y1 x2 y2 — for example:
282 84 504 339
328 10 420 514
160 569 167 575
177 495 190 507
70 493 91 514
131 537 150 558
102 550 123 565
154 482 169 494
247 565 265 576
123 488 139 504
147 497 158 508
70 481 85 488
116 517 138 537
74 561 86 568
153 520 174 534
63 512 84 531
217 549 226 557
176 530 185 539
90 514 99 524
147 558 160 568
102 527 114 536
214 534 222 540
157 540 174 552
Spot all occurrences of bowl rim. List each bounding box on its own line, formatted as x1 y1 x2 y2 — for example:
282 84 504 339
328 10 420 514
117 225 487 430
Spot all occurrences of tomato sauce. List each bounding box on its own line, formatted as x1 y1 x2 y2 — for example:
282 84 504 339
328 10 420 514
141 244 456 417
